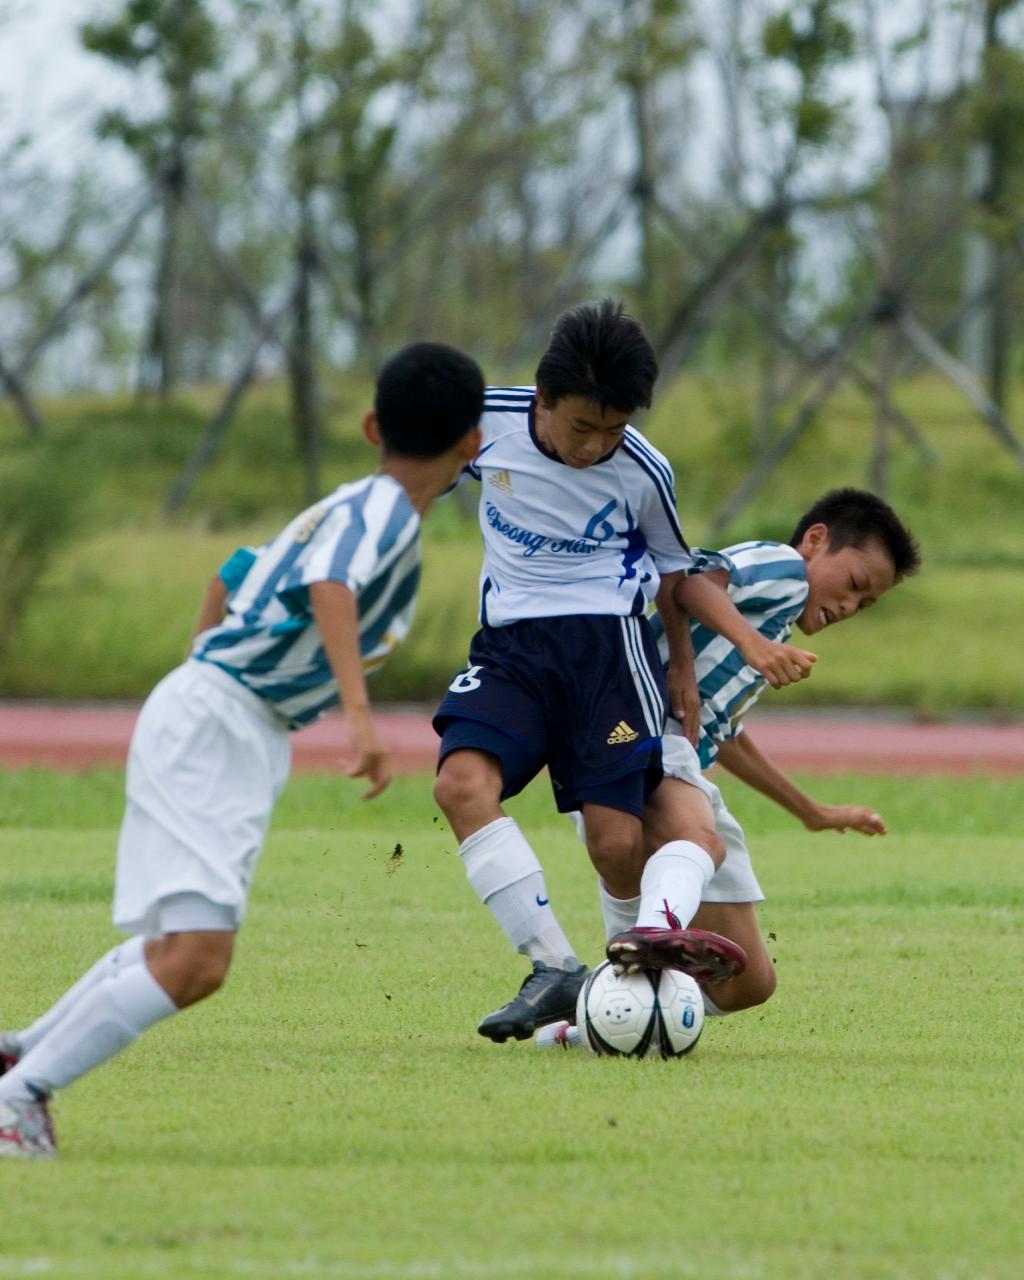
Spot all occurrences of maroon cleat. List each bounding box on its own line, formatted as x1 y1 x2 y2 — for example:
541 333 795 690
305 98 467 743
606 926 747 984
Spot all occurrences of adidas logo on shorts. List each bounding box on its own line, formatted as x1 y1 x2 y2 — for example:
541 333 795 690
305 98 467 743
606 720 639 745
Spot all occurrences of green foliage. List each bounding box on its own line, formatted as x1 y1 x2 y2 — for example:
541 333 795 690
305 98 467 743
759 0 854 150
0 439 97 656
82 0 221 170
2 368 1024 710
0 772 1022 1278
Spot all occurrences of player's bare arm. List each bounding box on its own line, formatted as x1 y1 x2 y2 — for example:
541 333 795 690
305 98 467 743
673 571 816 688
309 579 391 799
188 575 228 648
654 569 700 745
715 732 886 836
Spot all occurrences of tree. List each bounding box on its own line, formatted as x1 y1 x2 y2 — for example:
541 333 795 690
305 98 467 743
82 0 222 399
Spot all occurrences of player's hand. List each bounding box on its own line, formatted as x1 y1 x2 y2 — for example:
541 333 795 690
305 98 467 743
805 804 887 836
345 709 392 799
666 663 701 747
740 635 817 688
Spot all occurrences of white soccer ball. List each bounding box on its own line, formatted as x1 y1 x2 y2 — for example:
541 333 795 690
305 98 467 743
576 960 704 1058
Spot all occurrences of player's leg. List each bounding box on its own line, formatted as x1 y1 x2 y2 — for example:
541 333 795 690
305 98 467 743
0 919 234 1158
0 661 289 1158
0 929 231 1106
433 643 585 1041
687 774 775 1014
435 745 585 1040
1 934 148 1071
634 734 771 1008
433 745 505 841
688 902 776 1013
579 803 647 899
600 777 744 982
559 616 742 983
434 743 581 977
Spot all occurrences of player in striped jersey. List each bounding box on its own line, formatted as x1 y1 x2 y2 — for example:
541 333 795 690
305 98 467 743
432 301 814 1043
539 489 920 1048
0 343 485 1158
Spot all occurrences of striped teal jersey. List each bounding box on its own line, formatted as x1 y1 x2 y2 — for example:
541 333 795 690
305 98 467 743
193 474 421 729
651 540 809 767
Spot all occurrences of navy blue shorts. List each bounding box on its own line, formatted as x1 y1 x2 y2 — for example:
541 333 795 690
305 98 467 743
433 614 667 818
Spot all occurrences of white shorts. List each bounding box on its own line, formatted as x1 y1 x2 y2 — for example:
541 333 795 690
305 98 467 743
660 725 764 904
113 660 291 936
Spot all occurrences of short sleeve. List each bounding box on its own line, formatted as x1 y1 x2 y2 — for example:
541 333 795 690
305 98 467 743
625 434 693 575
279 482 420 609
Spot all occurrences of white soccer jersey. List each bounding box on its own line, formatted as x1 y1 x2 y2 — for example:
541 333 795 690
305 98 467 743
193 474 420 728
651 540 809 767
458 387 693 626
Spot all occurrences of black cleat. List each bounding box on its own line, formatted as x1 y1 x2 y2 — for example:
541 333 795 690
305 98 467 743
478 962 589 1043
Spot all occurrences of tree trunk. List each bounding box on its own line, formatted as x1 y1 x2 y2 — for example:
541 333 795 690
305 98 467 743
138 155 186 399
624 0 656 310
288 218 322 505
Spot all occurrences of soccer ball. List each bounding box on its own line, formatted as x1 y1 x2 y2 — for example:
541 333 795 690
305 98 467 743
576 960 704 1058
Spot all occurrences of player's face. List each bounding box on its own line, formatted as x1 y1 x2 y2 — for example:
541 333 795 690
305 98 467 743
796 528 896 635
534 393 632 468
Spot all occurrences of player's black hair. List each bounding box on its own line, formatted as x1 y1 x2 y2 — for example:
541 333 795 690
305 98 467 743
535 299 659 412
374 342 484 458
789 488 921 581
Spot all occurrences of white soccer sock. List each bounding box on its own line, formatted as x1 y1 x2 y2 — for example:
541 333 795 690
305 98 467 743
702 991 729 1016
635 841 716 930
598 879 641 941
14 935 147 1057
0 964 177 1103
460 817 579 970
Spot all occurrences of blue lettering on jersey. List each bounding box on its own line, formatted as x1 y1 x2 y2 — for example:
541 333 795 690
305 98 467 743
485 503 548 556
485 501 621 558
583 500 617 541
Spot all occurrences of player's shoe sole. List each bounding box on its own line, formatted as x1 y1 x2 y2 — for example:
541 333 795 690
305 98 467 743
478 962 588 1043
606 927 747 984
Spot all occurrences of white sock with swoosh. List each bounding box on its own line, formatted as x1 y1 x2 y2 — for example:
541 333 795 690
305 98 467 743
460 818 580 971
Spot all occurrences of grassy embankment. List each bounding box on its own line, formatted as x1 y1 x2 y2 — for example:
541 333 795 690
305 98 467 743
1 369 1022 711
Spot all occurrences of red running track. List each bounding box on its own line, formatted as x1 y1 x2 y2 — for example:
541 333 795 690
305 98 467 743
0 703 1022 776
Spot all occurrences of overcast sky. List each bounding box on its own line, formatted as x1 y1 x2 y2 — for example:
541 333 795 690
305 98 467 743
0 0 130 172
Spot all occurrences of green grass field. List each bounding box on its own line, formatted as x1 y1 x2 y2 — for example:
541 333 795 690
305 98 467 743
1 768 1022 1279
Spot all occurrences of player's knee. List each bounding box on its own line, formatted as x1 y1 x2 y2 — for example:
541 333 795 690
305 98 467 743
586 831 645 898
432 767 466 819
719 962 777 1012
644 817 725 868
745 961 777 1007
147 936 233 1008
433 754 491 819
194 948 231 998
695 827 726 869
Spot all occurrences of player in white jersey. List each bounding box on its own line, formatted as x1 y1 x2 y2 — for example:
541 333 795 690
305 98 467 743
432 301 815 1042
0 344 485 1158
539 489 921 1048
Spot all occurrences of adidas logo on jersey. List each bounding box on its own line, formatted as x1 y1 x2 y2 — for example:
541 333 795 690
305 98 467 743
488 469 514 493
606 720 639 745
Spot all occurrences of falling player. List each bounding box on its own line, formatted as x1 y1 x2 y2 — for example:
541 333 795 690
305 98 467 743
539 488 921 1047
